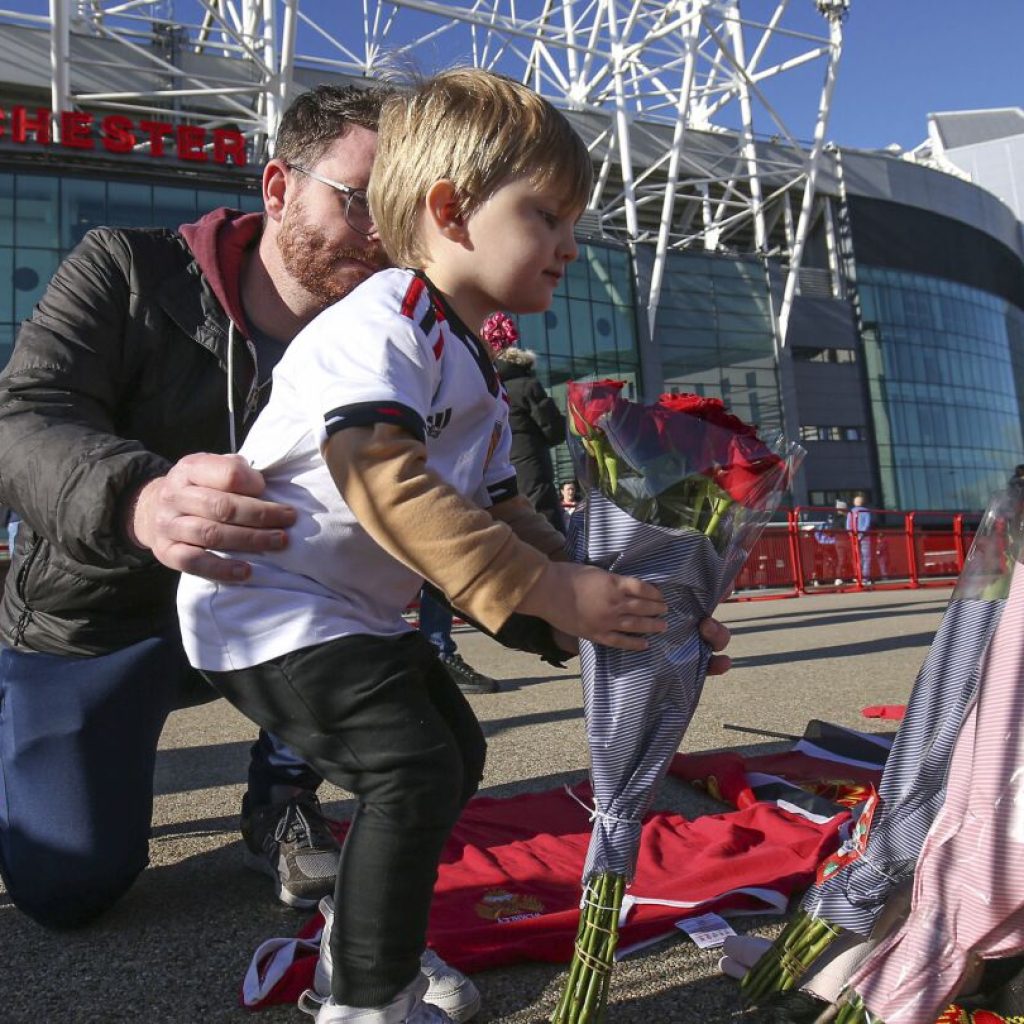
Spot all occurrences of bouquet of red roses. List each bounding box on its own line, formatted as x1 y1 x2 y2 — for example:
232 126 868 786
566 380 795 547
551 380 803 1024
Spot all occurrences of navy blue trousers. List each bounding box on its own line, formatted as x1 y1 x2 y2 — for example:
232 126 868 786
417 587 457 656
0 634 319 929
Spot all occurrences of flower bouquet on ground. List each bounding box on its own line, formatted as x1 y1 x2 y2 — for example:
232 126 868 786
830 547 1024 1024
550 381 804 1024
740 482 1024 1011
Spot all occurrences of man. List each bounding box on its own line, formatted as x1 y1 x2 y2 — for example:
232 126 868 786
0 85 390 927
0 82 732 934
846 494 874 584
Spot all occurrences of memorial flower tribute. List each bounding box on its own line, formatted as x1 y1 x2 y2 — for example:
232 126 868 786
741 482 1024 1019
551 381 804 1023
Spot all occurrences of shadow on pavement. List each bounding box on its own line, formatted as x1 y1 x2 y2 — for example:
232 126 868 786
729 603 947 636
732 631 936 668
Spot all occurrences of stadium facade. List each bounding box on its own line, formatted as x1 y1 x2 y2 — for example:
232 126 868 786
1 5 1022 513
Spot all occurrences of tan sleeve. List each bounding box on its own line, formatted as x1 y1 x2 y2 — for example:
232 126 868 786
324 423 549 631
488 494 570 562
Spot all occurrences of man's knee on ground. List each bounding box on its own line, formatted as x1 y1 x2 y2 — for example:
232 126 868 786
3 847 146 930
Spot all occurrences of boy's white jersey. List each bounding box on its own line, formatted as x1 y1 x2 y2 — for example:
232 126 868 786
178 268 516 672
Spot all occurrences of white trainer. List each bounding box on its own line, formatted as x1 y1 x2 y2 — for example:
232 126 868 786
312 897 481 1022
303 973 454 1023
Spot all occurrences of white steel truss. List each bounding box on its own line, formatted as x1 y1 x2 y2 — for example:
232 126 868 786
3 0 849 340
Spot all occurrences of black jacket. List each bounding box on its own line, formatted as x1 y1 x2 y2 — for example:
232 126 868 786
0 221 261 655
494 348 565 533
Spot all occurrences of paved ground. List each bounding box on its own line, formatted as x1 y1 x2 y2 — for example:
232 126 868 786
0 587 952 1024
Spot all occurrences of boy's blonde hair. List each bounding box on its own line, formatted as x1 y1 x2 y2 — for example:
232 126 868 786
369 68 593 267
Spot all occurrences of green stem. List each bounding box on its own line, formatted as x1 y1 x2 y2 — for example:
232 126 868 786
552 873 625 1024
703 495 731 541
740 911 845 1005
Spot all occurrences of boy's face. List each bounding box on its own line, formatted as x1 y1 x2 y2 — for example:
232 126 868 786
458 176 580 324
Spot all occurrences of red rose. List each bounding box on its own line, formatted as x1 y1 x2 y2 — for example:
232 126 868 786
567 379 627 436
713 433 786 506
657 393 757 437
601 397 664 468
650 402 708 467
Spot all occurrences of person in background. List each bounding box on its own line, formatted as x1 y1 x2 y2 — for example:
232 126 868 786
0 84 393 927
484 312 567 534
417 586 499 695
846 493 874 584
560 479 579 529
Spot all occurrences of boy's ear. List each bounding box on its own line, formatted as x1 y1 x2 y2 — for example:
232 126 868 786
424 179 468 242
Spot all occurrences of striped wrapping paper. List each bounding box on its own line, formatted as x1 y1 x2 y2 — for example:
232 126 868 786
800 486 1024 941
846 556 1024 1024
567 489 749 882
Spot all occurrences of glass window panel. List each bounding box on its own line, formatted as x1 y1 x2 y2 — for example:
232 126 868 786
61 178 107 250
662 348 719 377
0 246 12 323
195 189 234 215
13 248 60 321
0 174 12 247
106 183 154 228
0 322 14 370
152 186 197 228
666 290 715 313
238 193 263 213
610 305 637 357
544 355 576 388
718 312 770 334
15 175 59 248
543 297 572 358
565 260 590 300
589 303 617 354
567 298 593 356
516 311 546 353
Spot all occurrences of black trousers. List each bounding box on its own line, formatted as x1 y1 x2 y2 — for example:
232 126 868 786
205 631 487 1007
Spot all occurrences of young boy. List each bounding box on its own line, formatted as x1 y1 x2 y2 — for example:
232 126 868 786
177 68 667 1024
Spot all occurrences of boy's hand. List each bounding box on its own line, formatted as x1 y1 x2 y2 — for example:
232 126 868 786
552 617 730 668
518 561 668 651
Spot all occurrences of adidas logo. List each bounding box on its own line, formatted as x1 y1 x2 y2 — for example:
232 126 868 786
426 407 453 438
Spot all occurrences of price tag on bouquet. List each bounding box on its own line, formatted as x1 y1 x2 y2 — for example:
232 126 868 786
676 912 737 949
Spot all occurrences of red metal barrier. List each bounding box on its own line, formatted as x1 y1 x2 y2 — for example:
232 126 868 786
730 506 983 602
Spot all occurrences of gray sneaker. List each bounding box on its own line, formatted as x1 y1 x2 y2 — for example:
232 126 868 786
240 792 341 908
312 896 481 1021
438 653 499 695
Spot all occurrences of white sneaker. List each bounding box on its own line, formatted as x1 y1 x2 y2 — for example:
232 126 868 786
304 973 454 1022
313 897 481 1022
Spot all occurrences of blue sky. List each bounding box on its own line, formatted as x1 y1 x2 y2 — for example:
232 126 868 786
3 1 1021 153
802 1 1024 151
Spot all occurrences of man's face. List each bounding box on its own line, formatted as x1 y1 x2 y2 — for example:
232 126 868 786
276 126 388 307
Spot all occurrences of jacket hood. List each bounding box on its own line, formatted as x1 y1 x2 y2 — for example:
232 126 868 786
179 208 264 334
495 347 537 372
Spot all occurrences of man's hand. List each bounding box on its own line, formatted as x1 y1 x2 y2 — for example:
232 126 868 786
127 453 297 582
700 616 732 676
519 561 668 651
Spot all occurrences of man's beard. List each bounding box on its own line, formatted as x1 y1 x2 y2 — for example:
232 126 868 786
277 198 388 308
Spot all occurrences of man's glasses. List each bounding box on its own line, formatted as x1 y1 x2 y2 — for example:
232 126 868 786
286 163 374 237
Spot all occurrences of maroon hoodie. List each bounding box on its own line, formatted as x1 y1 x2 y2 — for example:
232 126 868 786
179 207 264 335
